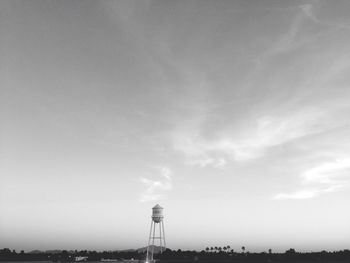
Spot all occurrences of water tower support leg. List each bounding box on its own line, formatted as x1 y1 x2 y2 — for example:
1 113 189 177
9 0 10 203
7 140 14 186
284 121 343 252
146 220 153 262
159 222 162 253
151 221 156 261
162 220 166 249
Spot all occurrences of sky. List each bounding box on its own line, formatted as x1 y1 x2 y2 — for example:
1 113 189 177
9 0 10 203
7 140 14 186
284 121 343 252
1 0 350 253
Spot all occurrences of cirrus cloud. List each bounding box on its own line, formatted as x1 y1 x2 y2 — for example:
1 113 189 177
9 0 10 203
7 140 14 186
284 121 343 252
139 166 172 202
274 157 350 200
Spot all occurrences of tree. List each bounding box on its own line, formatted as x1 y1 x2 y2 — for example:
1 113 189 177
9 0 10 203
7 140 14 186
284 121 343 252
205 247 209 253
268 249 272 254
286 248 296 255
242 246 245 254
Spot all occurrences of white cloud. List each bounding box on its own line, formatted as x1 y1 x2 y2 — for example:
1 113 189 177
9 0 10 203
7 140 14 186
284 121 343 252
300 1 350 30
300 3 318 23
273 190 318 200
254 3 311 66
274 158 350 200
157 166 172 180
302 158 350 184
171 108 333 167
139 166 172 202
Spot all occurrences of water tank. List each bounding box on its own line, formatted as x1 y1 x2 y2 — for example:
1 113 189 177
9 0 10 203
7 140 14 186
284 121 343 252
152 204 164 223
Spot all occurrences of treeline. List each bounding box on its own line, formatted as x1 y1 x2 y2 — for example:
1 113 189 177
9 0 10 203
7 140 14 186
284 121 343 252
0 248 142 261
1 247 350 262
159 248 350 262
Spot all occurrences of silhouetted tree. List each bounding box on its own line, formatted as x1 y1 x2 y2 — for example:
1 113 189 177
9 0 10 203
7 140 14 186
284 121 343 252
242 246 246 254
286 248 296 255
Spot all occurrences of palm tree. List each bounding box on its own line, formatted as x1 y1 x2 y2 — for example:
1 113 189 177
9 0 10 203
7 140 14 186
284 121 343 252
205 247 209 253
210 247 214 253
268 249 272 254
242 246 245 254
223 246 227 253
215 247 218 253
227 245 230 252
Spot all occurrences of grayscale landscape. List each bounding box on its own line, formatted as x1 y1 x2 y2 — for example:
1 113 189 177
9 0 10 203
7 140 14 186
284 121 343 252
1 0 350 263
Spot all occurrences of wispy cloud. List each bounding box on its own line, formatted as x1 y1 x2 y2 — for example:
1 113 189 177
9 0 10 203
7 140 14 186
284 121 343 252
171 107 334 167
274 157 350 200
254 3 310 66
273 190 318 200
139 166 172 202
300 2 319 23
301 1 350 30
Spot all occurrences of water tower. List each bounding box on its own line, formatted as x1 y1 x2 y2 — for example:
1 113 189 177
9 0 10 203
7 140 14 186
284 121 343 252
146 204 166 262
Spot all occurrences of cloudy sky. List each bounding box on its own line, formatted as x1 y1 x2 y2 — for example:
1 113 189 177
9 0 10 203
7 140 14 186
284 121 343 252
1 0 350 252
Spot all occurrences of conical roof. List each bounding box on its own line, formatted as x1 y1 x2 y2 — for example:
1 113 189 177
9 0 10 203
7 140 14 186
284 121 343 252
153 204 163 209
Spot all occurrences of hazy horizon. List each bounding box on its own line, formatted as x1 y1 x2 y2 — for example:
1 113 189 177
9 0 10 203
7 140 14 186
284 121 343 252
1 0 350 252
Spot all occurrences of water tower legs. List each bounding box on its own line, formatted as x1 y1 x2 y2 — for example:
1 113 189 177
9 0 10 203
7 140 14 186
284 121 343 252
146 220 166 262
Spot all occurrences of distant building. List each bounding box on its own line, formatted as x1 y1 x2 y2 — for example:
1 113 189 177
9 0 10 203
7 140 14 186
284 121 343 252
75 256 88 262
